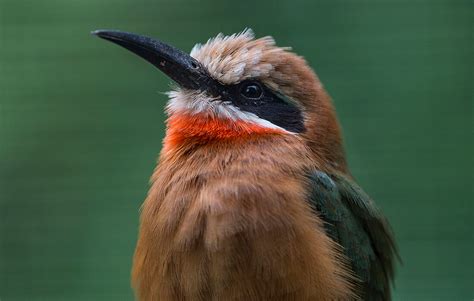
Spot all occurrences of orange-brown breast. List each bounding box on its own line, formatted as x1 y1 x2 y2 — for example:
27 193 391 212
132 128 355 300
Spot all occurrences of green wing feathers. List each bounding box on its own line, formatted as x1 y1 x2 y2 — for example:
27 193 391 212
308 171 398 301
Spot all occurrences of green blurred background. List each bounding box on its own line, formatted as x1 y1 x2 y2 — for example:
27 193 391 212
0 0 472 300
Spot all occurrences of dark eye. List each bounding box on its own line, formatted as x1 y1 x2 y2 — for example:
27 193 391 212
240 82 263 99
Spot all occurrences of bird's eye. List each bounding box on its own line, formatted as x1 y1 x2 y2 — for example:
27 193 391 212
240 82 263 99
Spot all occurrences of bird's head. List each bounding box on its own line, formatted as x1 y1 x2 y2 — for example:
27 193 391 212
93 29 347 171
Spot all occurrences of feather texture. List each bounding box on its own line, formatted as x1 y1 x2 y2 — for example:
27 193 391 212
132 134 356 300
308 171 398 300
124 30 398 301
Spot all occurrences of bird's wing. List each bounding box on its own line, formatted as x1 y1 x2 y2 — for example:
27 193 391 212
308 171 398 301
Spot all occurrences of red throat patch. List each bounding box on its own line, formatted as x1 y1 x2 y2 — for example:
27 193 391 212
163 113 287 152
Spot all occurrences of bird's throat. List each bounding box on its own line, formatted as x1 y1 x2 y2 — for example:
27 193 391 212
163 113 287 152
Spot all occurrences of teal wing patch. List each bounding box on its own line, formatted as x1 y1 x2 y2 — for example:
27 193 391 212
308 171 398 301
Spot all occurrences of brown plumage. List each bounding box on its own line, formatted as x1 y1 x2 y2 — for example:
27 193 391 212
133 134 354 300
93 29 397 300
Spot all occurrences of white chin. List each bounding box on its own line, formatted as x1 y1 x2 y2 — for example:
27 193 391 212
166 90 289 132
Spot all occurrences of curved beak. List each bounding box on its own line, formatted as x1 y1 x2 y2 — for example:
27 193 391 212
92 29 219 92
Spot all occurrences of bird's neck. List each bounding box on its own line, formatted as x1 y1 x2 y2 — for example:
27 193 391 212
132 135 354 300
163 112 288 153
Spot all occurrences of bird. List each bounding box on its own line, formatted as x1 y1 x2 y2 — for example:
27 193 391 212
93 28 397 301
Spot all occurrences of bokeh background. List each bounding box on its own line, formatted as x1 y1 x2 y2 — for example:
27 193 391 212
1 0 472 300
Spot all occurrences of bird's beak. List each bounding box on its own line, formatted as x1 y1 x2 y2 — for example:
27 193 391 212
92 29 219 92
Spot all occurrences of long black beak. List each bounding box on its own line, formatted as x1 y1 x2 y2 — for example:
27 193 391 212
92 29 221 93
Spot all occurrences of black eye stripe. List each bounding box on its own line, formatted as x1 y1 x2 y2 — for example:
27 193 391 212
221 79 305 133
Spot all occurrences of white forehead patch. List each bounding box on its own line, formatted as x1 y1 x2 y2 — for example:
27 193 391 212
190 29 280 84
166 89 291 133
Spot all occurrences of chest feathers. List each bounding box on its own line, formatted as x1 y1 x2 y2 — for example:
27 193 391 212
132 134 354 300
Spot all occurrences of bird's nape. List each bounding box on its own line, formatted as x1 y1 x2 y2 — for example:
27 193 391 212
93 29 397 301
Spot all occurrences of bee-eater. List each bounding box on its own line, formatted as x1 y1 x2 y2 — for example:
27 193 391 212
93 29 397 301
